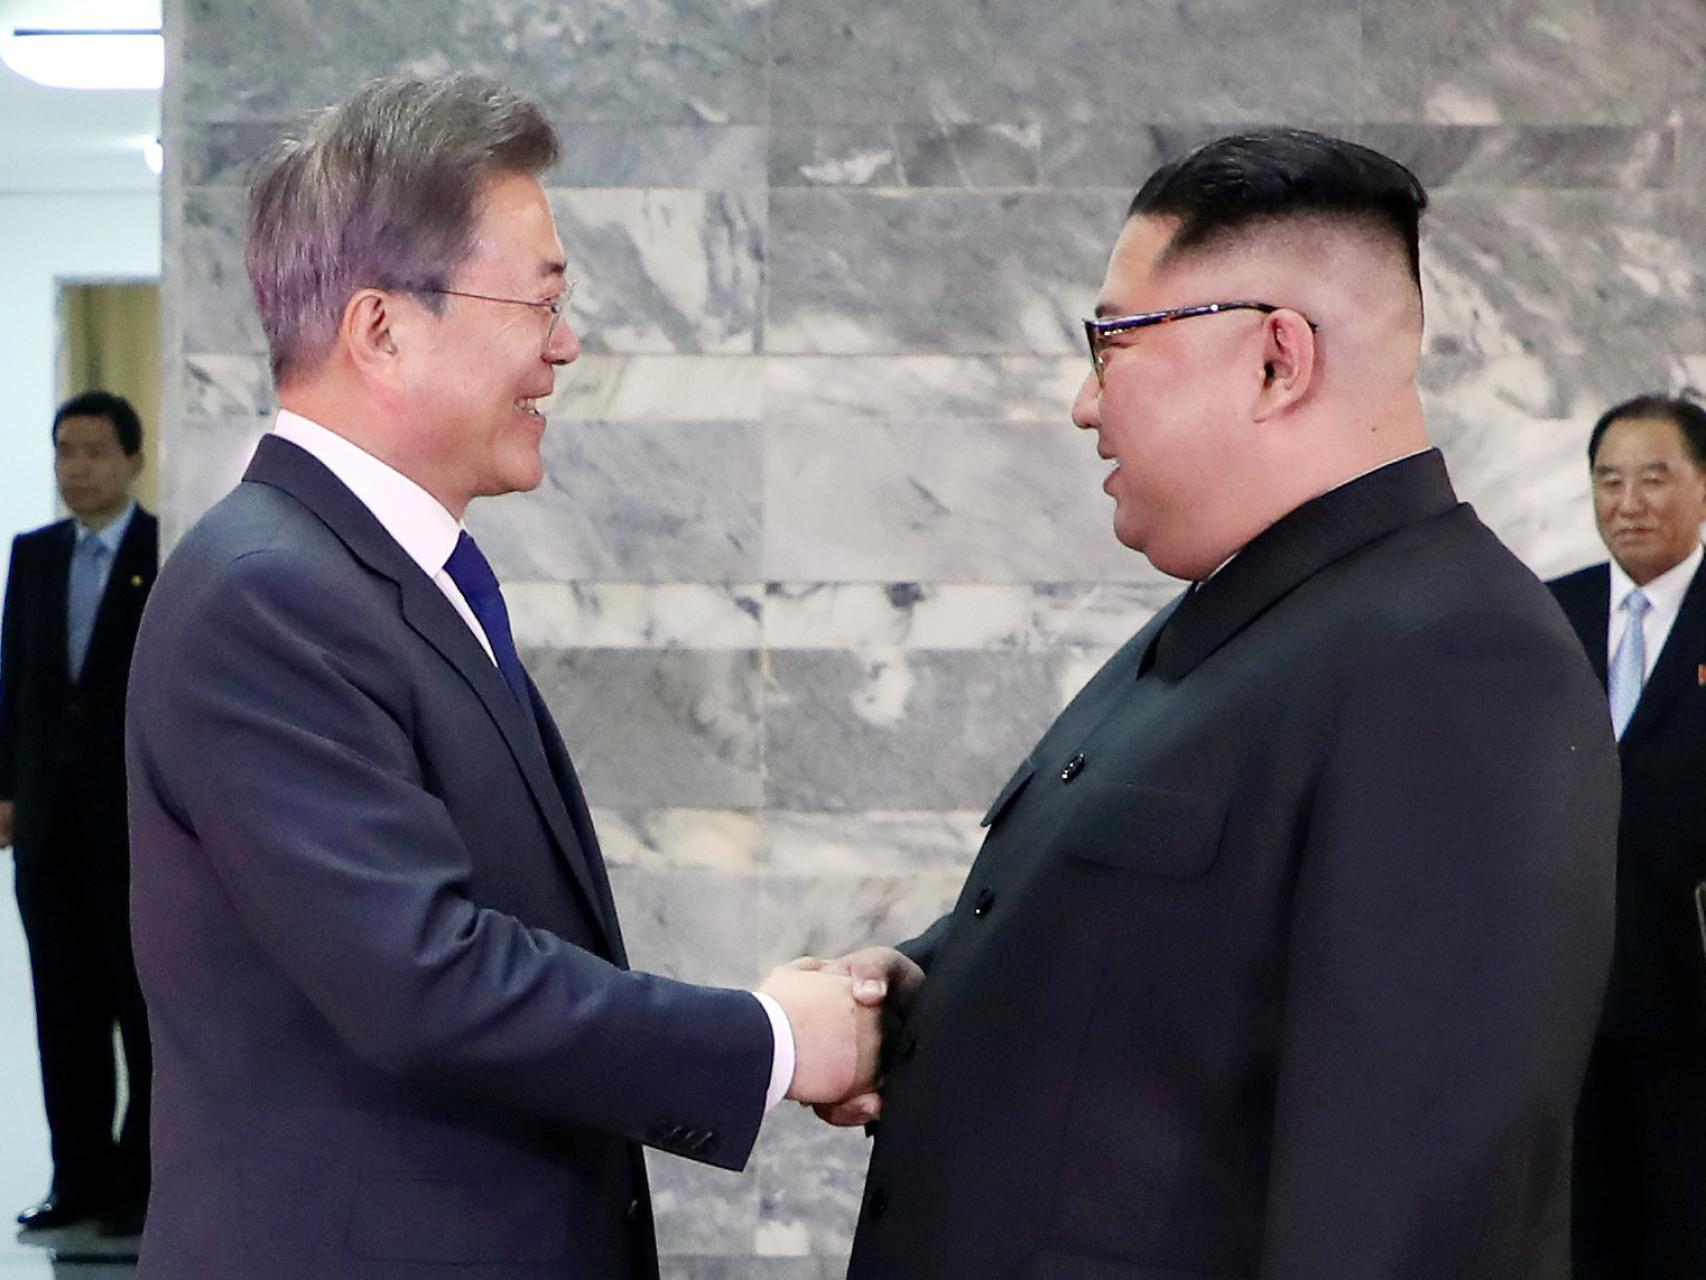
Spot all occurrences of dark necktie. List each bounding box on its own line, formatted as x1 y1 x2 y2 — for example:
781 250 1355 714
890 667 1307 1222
442 531 530 708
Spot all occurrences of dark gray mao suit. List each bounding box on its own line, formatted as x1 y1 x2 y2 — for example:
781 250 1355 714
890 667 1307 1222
847 451 1619 1280
127 436 774 1279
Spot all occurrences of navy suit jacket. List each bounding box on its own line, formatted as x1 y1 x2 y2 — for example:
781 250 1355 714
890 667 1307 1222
849 452 1619 1280
1550 555 1706 1040
127 437 772 1278
0 507 157 858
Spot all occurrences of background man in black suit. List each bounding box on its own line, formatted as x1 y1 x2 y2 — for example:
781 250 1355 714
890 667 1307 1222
126 74 877 1279
0 389 156 1235
1549 393 1706 1279
819 130 1619 1279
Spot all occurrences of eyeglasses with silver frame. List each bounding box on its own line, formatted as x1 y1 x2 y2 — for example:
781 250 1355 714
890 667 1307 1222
419 282 575 347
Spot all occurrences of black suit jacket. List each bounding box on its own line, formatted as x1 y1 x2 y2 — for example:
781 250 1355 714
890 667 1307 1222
1550 556 1706 1040
848 452 1619 1280
127 438 773 1279
0 508 158 858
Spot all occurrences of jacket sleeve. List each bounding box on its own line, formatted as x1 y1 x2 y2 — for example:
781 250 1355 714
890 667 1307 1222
1261 610 1618 1278
130 546 775 1170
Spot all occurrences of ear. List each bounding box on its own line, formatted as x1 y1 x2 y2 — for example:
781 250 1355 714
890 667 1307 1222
340 288 404 385
1251 309 1316 423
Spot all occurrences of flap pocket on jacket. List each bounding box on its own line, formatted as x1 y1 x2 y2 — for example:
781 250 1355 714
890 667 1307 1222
981 755 1040 828
346 1179 568 1264
1061 783 1224 880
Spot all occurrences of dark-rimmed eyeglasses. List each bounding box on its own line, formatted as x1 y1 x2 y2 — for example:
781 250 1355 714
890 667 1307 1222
420 283 575 348
1083 302 1316 389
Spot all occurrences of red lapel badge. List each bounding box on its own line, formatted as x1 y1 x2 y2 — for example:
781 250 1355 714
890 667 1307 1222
1697 664 1706 686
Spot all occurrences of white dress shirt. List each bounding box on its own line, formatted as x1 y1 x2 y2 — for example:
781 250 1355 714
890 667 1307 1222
270 411 795 1111
1606 541 1703 681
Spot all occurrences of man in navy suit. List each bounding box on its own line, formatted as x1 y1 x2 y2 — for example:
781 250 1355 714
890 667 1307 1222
1 389 156 1235
823 130 1619 1279
127 75 878 1279
1550 393 1706 1279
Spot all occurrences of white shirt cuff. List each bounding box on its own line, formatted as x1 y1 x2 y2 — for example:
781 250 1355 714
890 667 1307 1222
753 991 796 1112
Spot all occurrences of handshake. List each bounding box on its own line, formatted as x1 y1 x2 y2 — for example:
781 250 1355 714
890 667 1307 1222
757 946 925 1127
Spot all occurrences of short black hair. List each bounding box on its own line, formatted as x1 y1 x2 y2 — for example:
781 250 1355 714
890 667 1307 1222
1128 128 1429 288
52 389 143 456
1587 391 1706 469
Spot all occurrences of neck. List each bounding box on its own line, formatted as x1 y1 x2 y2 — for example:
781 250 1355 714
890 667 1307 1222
75 500 129 533
279 384 468 520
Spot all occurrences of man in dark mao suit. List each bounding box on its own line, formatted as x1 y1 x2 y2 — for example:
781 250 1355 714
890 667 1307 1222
1549 393 1706 1279
1 390 155 1234
126 75 877 1280
820 130 1619 1280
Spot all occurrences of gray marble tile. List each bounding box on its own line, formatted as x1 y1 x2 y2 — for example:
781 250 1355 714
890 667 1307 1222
1038 122 1325 193
648 1155 762 1260
766 190 1118 356
658 1255 841 1280
183 354 274 418
763 419 1150 583
179 121 291 186
770 125 1040 188
606 864 762 989
751 1103 870 1263
469 420 762 582
753 865 967 973
179 0 770 125
525 648 764 809
552 190 764 355
761 810 983 878
549 356 765 422
766 356 1083 424
594 808 763 872
768 0 1359 125
1419 191 1706 370
1031 581 1175 648
765 649 1065 811
159 415 269 545
549 125 767 189
508 583 764 650
1353 125 1676 191
763 584 1035 651
1358 0 1706 124
179 188 265 355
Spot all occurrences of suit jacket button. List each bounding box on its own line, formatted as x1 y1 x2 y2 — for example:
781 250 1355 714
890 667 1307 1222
866 1187 888 1218
1060 752 1085 782
972 888 996 918
625 1198 643 1224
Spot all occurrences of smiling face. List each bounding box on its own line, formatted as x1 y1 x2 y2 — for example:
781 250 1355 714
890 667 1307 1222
1592 414 1706 586
396 170 579 514
1069 216 1273 578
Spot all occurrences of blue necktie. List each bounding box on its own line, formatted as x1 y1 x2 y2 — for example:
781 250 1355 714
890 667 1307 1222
66 534 110 679
1608 588 1651 740
443 532 530 708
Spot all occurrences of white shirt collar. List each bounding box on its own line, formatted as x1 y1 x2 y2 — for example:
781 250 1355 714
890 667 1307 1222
272 409 462 579
1609 541 1703 616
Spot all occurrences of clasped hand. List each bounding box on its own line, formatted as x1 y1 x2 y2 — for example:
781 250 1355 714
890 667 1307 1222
757 946 925 1126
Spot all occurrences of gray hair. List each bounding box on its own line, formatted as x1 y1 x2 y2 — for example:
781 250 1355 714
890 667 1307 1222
245 73 559 385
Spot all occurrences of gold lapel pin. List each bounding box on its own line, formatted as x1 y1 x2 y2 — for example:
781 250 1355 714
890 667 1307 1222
131 575 144 587
1697 663 1706 686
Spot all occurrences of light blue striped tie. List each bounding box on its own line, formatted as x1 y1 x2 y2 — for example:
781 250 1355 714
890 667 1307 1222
1608 588 1650 740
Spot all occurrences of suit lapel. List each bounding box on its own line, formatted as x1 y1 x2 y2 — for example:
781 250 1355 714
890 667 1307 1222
1553 565 1610 689
244 436 620 957
1622 560 1706 751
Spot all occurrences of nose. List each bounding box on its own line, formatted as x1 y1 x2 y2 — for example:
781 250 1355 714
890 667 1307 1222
1070 371 1101 431
1614 483 1645 516
545 317 580 366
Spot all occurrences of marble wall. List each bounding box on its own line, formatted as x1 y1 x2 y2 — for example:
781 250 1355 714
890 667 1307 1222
160 0 1706 1273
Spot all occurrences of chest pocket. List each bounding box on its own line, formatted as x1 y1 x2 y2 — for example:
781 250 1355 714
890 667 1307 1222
1061 782 1225 880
